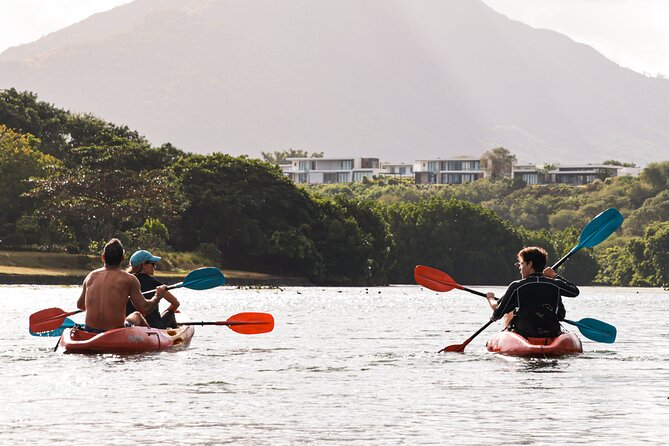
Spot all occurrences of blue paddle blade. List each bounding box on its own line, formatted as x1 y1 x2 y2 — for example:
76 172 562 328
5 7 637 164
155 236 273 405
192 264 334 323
179 267 226 290
577 208 624 249
563 318 617 343
29 317 75 337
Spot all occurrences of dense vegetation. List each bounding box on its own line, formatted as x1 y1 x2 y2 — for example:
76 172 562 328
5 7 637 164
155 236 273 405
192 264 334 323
1 88 667 286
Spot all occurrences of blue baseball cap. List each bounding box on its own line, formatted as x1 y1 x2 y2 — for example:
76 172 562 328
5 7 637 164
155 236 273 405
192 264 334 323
129 250 161 266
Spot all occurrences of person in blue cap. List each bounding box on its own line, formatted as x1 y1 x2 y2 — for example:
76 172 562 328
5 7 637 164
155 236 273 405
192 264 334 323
126 249 180 329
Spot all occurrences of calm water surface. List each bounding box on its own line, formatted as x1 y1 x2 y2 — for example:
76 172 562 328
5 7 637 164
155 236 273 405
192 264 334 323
1 285 668 445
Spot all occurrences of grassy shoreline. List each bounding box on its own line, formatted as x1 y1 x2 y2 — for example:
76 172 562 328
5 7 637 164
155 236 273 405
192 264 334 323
0 250 309 286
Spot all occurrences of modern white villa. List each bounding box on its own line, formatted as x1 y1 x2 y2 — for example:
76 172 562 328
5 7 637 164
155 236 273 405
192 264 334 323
512 164 543 185
380 162 415 179
414 156 484 185
545 164 622 185
279 155 637 186
282 157 384 184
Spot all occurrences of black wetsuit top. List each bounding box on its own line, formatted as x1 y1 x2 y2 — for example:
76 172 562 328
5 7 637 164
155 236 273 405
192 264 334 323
126 273 165 328
492 273 579 338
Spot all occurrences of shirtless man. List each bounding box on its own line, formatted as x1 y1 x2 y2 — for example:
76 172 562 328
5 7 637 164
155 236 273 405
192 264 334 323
76 238 166 332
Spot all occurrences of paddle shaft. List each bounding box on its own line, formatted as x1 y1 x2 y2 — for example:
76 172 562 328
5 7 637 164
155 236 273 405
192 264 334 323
553 247 579 270
178 321 268 326
462 286 486 297
141 282 182 296
439 320 495 353
177 312 274 334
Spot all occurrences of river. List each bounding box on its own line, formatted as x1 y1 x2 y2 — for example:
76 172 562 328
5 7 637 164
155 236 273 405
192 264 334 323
1 284 668 445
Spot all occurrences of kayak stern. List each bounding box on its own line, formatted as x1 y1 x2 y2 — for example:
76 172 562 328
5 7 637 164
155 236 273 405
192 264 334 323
60 325 194 354
486 331 582 357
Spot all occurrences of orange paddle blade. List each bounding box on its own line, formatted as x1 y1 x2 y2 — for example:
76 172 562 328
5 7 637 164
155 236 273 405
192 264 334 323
29 308 82 333
221 312 274 334
414 265 463 292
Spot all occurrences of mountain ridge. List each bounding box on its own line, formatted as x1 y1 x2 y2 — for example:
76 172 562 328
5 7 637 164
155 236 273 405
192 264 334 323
1 0 667 165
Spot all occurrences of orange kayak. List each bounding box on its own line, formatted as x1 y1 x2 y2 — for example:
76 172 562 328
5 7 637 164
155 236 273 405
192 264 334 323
59 325 194 354
486 331 582 357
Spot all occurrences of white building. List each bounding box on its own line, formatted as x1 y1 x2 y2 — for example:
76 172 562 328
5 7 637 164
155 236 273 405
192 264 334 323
546 164 620 185
380 162 415 179
283 157 384 184
414 156 483 185
512 164 543 185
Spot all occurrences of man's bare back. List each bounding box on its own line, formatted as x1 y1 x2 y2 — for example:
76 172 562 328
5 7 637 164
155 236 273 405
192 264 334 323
77 266 159 331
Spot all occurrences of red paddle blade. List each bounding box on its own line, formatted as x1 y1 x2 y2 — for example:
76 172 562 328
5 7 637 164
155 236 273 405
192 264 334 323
221 312 274 334
29 308 79 333
438 344 467 353
414 265 463 292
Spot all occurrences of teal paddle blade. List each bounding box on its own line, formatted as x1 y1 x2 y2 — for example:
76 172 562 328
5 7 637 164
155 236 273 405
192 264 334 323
30 317 75 337
577 208 624 249
563 318 617 344
179 267 226 290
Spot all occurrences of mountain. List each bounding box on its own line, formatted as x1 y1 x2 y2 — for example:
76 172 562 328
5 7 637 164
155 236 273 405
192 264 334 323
1 0 668 165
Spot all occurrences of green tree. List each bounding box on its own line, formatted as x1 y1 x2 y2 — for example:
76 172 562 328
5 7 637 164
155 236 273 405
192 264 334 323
320 195 395 284
639 161 669 193
27 167 184 249
480 147 517 180
602 160 637 167
644 222 669 287
124 218 170 251
0 88 69 158
261 149 324 165
0 125 62 244
171 154 317 274
383 197 522 285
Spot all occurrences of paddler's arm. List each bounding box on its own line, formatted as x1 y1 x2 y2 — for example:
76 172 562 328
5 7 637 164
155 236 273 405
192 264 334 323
544 267 579 297
162 289 180 312
76 275 90 311
490 284 517 321
128 277 163 315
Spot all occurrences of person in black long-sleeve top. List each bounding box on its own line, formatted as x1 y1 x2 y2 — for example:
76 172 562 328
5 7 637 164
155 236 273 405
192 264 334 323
486 246 579 338
126 250 180 329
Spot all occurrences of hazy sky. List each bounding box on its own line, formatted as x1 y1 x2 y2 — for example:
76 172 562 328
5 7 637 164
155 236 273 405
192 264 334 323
0 0 667 76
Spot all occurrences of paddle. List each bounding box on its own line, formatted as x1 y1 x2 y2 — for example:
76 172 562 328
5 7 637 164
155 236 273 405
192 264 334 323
178 312 275 335
29 267 227 334
563 318 616 343
29 308 83 334
434 208 623 353
414 265 487 297
29 317 76 337
416 265 617 344
553 207 624 269
141 267 226 295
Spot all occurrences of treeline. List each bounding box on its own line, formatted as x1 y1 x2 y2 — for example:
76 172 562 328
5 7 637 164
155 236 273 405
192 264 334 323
311 165 669 286
1 88 667 286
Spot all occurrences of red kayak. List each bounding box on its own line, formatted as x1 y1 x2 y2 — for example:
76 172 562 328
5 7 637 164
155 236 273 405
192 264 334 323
59 325 194 354
486 331 582 357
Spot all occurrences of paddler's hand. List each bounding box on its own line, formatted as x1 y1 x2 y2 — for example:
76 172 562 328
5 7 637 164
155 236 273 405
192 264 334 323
543 267 557 279
486 292 498 310
156 285 168 299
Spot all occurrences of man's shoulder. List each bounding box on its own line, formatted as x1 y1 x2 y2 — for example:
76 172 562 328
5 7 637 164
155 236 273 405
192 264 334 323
85 267 105 280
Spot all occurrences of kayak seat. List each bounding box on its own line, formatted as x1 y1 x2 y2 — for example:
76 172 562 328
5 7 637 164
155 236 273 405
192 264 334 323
525 336 557 346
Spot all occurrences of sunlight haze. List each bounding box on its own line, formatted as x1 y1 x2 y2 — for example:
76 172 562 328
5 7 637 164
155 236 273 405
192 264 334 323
0 0 667 76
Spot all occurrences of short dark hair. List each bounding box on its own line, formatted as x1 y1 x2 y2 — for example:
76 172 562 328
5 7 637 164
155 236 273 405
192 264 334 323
103 238 124 266
518 246 547 272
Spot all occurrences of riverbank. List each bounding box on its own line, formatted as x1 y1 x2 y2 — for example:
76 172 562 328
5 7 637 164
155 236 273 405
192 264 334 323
0 250 310 286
